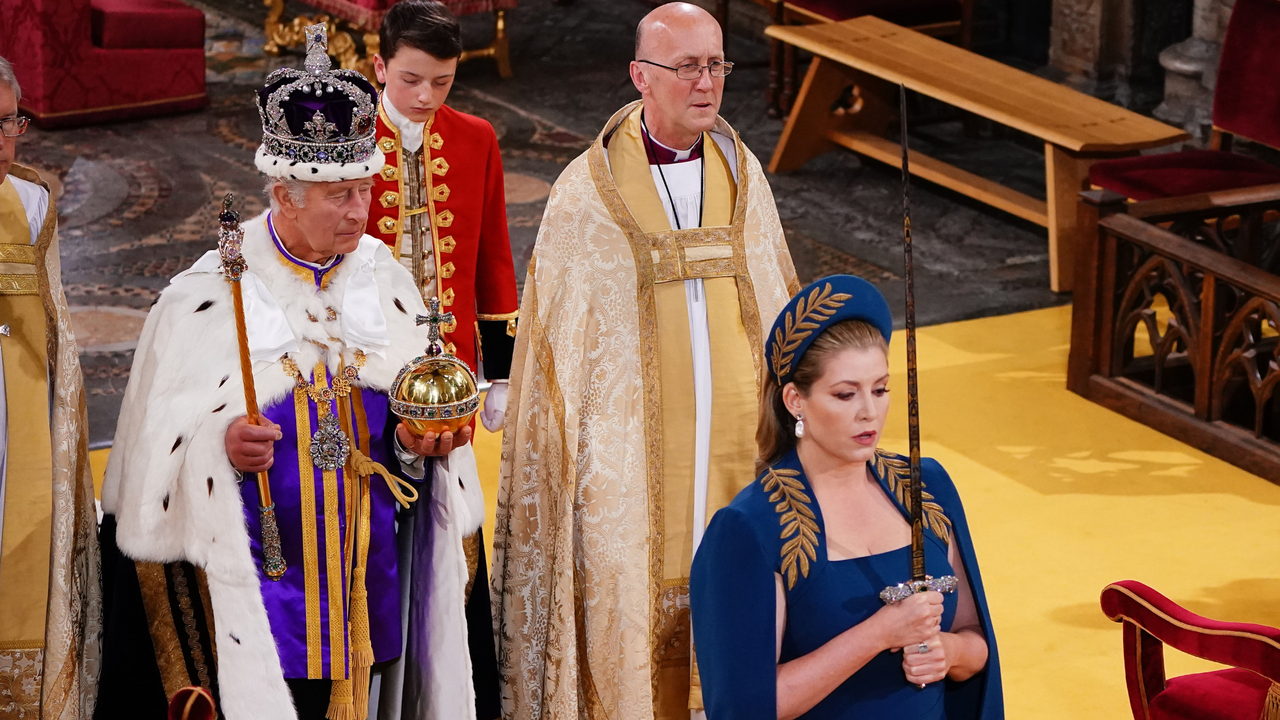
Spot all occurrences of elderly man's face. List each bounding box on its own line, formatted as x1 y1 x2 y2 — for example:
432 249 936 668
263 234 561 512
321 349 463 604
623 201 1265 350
278 178 374 260
631 12 724 148
0 83 17 181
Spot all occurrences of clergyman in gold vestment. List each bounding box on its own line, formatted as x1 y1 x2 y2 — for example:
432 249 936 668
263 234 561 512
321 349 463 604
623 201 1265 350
491 6 799 719
0 57 101 720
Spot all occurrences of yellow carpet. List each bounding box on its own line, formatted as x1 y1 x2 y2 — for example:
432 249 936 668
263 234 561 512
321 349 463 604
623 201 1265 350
90 304 1280 718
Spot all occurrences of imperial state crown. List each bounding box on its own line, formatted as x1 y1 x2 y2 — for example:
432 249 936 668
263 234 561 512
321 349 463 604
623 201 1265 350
254 23 384 182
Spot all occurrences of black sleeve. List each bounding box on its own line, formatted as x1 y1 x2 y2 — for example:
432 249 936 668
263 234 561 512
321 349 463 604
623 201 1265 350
477 319 516 381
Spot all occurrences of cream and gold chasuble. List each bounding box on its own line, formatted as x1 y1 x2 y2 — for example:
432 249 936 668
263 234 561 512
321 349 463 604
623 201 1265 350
0 165 100 719
492 102 799 720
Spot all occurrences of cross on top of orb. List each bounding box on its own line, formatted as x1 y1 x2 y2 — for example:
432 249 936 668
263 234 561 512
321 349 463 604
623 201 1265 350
415 297 454 355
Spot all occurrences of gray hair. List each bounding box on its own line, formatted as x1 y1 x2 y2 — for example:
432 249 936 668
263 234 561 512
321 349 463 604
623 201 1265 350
263 177 310 212
0 56 20 104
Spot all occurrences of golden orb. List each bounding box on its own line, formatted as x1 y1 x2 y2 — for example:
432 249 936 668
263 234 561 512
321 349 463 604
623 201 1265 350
390 355 479 435
390 299 480 436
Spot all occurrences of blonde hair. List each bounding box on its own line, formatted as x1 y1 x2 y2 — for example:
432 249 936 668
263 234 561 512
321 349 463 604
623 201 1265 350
756 319 889 475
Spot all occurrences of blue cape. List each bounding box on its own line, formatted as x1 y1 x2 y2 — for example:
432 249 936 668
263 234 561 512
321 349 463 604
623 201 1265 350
690 448 1003 719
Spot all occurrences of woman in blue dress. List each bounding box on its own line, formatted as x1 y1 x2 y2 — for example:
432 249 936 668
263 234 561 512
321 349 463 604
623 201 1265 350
690 275 1001 720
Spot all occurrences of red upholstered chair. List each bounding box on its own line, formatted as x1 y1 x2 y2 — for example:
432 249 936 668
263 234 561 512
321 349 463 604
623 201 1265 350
1088 0 1280 201
1100 580 1280 720
0 0 207 128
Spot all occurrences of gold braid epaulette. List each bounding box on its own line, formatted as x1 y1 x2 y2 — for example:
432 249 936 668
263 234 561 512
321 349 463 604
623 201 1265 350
873 450 952 545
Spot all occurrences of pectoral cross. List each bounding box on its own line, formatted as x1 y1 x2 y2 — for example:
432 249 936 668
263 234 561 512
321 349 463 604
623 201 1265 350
416 297 453 356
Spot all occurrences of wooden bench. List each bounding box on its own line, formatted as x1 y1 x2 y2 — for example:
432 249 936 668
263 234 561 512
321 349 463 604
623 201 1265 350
765 16 1190 292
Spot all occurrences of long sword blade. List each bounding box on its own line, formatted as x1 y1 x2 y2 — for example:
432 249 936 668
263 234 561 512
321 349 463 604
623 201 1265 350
900 85 926 583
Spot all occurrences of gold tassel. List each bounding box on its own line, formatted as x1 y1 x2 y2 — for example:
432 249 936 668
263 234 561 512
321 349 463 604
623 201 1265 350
1264 682 1280 720
326 678 356 720
346 470 376 720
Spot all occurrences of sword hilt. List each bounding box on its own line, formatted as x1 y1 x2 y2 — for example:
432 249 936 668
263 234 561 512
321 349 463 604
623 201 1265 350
879 575 958 605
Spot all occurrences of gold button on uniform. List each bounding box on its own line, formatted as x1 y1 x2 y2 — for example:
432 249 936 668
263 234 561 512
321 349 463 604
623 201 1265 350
378 216 398 234
378 137 398 153
380 164 399 181
379 191 399 208
442 288 455 306
436 210 454 228
432 183 450 202
439 236 456 253
432 157 449 176
440 261 455 279
429 133 443 150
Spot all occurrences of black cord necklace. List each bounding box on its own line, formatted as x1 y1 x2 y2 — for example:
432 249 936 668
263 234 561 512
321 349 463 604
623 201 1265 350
641 114 705 230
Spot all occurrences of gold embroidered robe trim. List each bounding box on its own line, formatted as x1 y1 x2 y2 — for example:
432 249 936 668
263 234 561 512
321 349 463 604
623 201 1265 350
601 106 763 718
492 101 799 720
0 164 101 719
0 168 55 652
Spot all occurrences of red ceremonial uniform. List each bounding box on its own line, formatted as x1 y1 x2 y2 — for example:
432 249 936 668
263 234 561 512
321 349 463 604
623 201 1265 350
368 101 519 379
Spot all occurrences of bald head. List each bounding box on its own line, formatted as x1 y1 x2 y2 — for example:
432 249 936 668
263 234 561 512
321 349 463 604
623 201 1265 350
629 2 726 150
635 2 721 60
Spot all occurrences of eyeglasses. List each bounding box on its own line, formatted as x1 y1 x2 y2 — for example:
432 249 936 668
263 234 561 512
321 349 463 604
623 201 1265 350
0 115 29 138
637 59 734 81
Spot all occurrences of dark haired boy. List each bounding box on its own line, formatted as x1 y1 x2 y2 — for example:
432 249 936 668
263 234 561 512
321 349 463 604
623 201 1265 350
367 3 510 720
369 0 518 432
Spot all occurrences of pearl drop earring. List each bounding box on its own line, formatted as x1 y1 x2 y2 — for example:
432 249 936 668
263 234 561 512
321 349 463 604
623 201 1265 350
794 415 805 438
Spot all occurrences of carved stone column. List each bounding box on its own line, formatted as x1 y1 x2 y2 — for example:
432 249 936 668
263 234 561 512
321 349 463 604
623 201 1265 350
1048 0 1195 110
1048 0 1139 104
1153 0 1234 141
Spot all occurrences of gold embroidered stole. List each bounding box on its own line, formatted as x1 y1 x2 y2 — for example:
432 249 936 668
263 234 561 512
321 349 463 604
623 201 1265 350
601 107 761 719
0 174 55 653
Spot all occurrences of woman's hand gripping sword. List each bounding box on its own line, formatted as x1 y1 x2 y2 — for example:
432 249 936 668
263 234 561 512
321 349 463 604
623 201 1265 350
879 87 957 607
219 194 287 581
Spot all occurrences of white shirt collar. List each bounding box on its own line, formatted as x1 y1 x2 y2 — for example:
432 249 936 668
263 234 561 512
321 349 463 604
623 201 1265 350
382 94 426 153
648 131 698 162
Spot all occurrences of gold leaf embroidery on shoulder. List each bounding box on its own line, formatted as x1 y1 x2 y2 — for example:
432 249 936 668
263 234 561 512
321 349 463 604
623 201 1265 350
872 450 952 545
762 467 820 590
770 283 854 381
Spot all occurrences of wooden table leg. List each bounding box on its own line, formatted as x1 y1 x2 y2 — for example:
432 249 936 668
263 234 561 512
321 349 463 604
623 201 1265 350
714 0 729 33
769 56 889 173
1045 144 1100 293
1045 146 1143 293
782 41 796 116
494 10 512 79
768 39 782 118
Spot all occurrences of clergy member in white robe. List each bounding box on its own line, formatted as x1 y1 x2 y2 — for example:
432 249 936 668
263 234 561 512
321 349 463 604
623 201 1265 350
0 55 100 718
491 5 799 720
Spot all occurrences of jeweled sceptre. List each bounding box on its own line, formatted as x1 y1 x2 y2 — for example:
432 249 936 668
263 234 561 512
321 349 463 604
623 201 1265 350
219 194 287 581
879 87 958 606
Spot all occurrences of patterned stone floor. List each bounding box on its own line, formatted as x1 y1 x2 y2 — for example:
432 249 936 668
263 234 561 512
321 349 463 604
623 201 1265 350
29 0 1085 444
